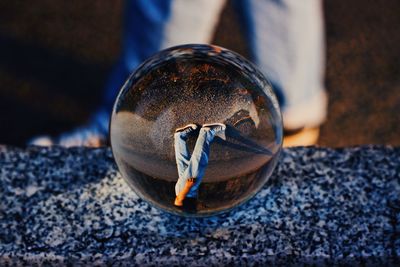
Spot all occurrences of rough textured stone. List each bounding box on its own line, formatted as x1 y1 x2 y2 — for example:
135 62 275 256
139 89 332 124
0 145 399 266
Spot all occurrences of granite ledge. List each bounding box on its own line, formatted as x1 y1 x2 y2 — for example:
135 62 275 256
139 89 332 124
0 145 399 266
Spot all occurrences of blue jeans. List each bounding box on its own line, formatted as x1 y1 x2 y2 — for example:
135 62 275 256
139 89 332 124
102 0 326 130
174 127 220 198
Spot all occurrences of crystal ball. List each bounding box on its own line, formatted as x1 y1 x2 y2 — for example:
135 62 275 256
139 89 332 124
110 44 282 217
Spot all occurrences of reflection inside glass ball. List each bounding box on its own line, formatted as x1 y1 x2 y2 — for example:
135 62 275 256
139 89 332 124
110 44 282 217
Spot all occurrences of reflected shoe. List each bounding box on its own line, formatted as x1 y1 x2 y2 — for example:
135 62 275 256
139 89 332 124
174 178 196 207
29 110 109 147
203 123 227 140
283 127 320 147
175 124 199 137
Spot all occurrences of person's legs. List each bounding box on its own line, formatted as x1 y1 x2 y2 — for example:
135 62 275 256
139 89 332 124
29 0 173 146
104 0 226 114
175 124 226 203
174 132 191 179
235 0 327 136
173 124 199 197
102 0 174 114
31 0 226 147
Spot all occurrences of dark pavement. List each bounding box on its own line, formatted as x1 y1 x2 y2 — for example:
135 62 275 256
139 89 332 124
0 0 399 147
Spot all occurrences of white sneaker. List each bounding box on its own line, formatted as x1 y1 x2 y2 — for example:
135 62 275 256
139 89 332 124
29 110 109 147
203 123 227 140
175 124 199 134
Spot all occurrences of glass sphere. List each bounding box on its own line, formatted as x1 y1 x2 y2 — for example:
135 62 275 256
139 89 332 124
110 44 282 217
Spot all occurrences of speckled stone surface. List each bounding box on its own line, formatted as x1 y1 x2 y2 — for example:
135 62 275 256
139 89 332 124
0 145 399 266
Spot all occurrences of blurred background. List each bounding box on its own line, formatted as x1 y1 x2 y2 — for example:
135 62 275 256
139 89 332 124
0 0 399 147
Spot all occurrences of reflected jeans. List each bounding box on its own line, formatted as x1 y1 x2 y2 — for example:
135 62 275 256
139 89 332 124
174 127 220 198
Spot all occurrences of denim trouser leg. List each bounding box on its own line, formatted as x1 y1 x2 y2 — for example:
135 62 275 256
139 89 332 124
174 132 191 180
235 0 327 129
175 128 218 198
102 0 225 115
102 0 174 113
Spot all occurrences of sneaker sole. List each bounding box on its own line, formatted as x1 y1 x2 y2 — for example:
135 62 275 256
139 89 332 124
175 124 198 133
283 127 320 147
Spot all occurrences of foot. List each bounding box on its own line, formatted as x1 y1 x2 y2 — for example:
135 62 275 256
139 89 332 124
283 127 320 147
202 123 227 140
174 178 196 206
174 198 184 207
29 124 107 148
29 110 109 147
175 123 199 137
